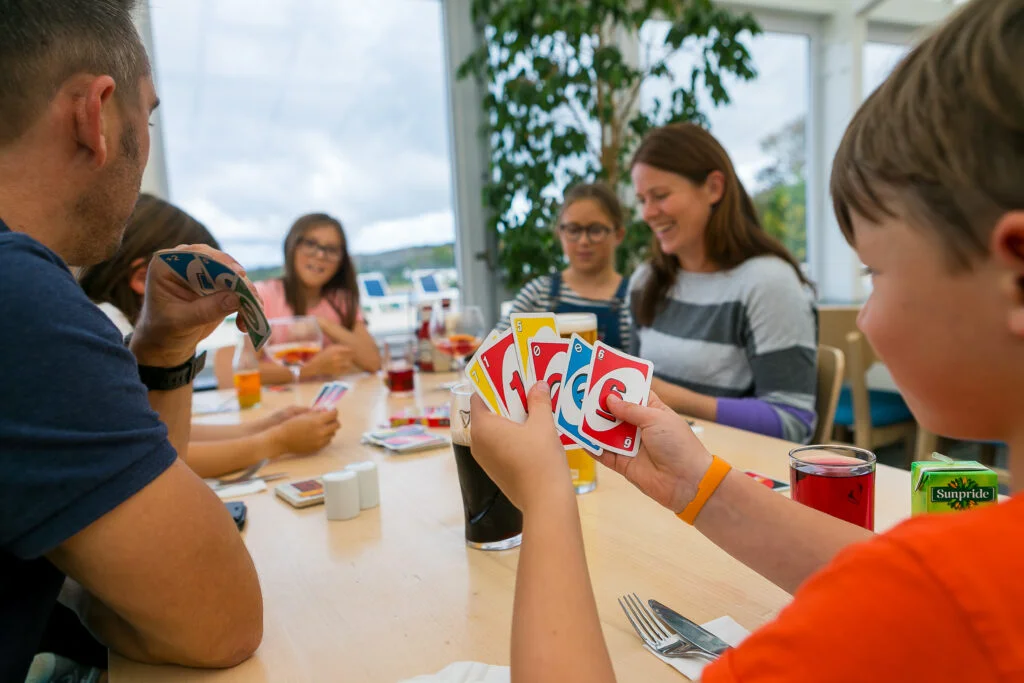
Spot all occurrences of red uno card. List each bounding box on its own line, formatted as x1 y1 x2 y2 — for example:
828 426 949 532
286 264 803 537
744 471 791 492
580 342 653 457
528 337 575 447
478 329 528 422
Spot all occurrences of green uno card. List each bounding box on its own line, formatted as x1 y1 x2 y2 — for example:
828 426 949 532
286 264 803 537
232 277 270 351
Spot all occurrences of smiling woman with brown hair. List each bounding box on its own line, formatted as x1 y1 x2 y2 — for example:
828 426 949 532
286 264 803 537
629 123 818 443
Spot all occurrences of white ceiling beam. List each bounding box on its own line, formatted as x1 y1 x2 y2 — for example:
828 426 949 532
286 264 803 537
715 0 954 31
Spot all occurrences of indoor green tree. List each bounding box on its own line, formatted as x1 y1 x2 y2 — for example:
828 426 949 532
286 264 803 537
458 0 761 290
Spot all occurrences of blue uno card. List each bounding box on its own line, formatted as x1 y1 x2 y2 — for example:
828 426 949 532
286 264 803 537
554 334 602 455
197 255 239 291
157 251 237 295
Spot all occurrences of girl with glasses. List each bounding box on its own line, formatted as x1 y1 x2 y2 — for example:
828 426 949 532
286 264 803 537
254 213 382 383
79 195 341 478
499 182 632 350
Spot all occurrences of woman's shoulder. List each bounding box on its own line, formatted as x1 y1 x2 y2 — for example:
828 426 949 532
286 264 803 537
732 256 810 298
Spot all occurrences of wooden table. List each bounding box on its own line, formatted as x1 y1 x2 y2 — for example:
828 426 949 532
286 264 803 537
111 373 912 682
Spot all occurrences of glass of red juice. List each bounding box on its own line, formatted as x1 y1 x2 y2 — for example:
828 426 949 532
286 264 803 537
383 342 416 396
789 445 876 530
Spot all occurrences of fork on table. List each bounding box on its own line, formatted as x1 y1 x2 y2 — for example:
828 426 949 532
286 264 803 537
617 593 720 660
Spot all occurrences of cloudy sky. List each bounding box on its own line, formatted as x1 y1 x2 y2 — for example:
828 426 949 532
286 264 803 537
149 0 909 268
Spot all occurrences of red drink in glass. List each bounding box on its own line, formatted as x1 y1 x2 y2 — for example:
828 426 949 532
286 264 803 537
387 365 415 394
790 448 876 531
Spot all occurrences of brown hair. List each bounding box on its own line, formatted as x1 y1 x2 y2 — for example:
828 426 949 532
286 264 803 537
631 123 811 327
0 0 149 145
281 213 360 329
78 194 219 325
831 0 1024 269
559 182 625 231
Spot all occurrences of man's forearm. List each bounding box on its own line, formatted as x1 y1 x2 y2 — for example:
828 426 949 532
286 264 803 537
145 386 193 459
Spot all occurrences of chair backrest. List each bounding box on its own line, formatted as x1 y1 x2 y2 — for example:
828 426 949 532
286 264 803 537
357 272 391 300
818 305 860 381
845 330 876 442
813 344 845 443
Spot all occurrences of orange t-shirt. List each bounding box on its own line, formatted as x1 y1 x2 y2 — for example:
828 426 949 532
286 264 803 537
253 279 363 346
703 495 1024 682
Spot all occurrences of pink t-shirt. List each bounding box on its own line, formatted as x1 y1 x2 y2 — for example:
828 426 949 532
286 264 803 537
254 279 363 345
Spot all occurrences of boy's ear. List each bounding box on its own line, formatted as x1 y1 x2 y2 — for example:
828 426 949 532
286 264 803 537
991 211 1024 337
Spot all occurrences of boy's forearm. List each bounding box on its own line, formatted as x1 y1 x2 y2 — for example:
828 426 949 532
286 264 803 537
185 433 281 478
695 470 874 594
512 492 616 683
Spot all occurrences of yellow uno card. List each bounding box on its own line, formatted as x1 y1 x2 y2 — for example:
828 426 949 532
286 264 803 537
465 333 504 415
510 313 559 386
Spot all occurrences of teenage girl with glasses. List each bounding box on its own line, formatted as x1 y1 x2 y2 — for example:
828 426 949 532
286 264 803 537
499 182 632 350
254 213 382 384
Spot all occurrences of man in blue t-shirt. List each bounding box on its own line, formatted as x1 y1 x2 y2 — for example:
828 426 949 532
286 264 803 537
0 2 263 680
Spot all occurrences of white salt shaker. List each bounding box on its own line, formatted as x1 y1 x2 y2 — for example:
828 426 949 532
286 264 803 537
344 461 380 510
323 470 360 521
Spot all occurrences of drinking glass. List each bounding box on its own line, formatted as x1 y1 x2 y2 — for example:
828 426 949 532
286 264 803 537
789 445 876 530
266 316 323 394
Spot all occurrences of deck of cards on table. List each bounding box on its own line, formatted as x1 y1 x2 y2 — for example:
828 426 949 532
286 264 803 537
156 250 271 351
466 313 654 457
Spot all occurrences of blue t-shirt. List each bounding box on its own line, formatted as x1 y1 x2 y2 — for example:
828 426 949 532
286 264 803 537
0 221 177 681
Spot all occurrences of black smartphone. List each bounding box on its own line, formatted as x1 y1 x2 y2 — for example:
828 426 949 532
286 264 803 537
225 501 247 531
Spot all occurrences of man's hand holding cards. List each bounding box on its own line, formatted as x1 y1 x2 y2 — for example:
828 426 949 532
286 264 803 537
148 245 271 358
466 313 654 458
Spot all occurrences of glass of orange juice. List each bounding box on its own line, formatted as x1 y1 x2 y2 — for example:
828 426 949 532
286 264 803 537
556 313 599 494
266 316 323 396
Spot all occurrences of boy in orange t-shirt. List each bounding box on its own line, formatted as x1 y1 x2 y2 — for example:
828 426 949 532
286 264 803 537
467 0 1024 681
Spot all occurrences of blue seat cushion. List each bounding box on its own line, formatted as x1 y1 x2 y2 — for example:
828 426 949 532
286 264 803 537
834 387 914 427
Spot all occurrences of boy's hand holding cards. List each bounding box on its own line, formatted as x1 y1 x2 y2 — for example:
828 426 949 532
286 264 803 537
156 249 271 351
467 313 654 457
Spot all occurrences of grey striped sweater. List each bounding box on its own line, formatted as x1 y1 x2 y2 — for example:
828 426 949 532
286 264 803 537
629 256 818 443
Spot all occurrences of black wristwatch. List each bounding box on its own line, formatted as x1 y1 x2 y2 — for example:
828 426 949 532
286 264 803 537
124 333 208 391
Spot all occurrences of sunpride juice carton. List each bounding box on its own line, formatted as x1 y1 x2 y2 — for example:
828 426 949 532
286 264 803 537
911 456 998 515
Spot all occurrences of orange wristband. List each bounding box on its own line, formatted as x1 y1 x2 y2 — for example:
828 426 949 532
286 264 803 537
676 455 732 525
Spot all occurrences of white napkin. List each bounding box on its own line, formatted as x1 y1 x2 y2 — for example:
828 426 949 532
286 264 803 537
398 662 509 683
211 479 267 500
646 616 749 681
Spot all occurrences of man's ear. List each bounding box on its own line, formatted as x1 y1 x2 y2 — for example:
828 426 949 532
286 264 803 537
71 75 117 169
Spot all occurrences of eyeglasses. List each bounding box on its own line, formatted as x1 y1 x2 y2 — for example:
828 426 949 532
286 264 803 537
558 222 614 243
297 237 343 262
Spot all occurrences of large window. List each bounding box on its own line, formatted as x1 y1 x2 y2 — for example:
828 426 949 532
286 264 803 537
863 41 911 98
639 25 810 262
149 0 456 292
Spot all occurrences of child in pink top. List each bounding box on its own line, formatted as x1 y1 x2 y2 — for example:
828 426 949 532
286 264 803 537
254 213 381 384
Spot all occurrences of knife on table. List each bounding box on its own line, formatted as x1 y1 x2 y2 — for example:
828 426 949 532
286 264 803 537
649 600 732 657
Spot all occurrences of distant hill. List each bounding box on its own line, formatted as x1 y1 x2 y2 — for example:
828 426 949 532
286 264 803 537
247 243 455 288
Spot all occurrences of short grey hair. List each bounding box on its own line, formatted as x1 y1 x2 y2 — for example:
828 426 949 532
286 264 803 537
0 0 150 145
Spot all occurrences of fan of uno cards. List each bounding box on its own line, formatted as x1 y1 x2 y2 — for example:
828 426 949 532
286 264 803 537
465 313 653 457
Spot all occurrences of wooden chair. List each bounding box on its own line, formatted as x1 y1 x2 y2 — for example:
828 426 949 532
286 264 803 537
812 344 844 444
